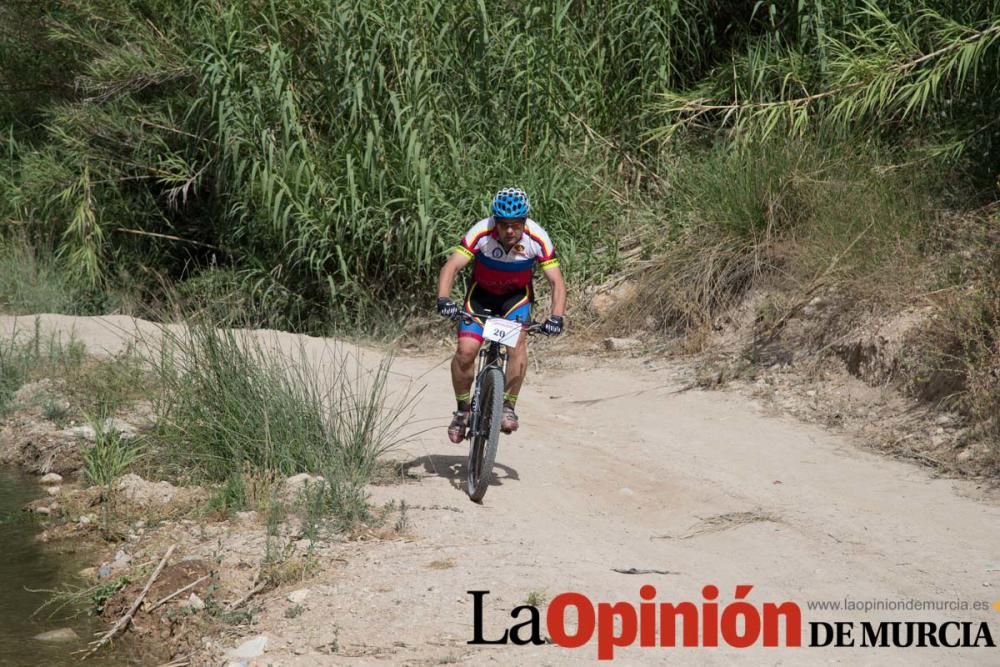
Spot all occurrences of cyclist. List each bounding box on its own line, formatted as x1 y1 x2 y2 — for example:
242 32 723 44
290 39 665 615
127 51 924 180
436 187 566 443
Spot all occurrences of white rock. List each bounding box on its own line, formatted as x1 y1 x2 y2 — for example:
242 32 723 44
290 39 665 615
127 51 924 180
103 417 138 438
590 281 638 318
286 588 310 604
60 425 97 441
33 628 79 642
46 486 61 496
104 550 132 574
116 474 178 505
182 593 206 610
13 379 50 401
35 506 52 516
281 474 325 502
227 635 268 659
40 473 63 485
285 473 319 486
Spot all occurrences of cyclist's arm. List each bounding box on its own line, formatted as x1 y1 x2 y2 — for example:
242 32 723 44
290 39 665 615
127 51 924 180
437 251 472 299
542 265 566 317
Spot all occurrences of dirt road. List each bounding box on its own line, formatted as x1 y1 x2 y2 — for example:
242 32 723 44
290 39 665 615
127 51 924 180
5 315 999 665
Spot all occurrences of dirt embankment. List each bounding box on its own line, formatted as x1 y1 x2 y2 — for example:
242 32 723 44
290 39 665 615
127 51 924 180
3 314 1000 666
585 277 998 476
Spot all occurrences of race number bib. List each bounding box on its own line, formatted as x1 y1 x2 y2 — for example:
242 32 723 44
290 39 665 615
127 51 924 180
481 318 522 345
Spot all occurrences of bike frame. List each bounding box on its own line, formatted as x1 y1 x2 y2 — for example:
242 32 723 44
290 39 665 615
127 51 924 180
467 339 508 440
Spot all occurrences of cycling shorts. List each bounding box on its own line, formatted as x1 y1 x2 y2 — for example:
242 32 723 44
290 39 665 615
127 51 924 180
457 283 532 342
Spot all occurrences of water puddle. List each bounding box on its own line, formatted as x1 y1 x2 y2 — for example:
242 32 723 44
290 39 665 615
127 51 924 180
0 467 124 666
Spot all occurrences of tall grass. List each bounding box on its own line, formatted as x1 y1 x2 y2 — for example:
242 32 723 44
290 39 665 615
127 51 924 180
82 417 144 486
615 136 937 337
655 0 1000 191
0 237 77 315
151 324 417 521
2 0 734 331
0 319 86 416
4 2 998 332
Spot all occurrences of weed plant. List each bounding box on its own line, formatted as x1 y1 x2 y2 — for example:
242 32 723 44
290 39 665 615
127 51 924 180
152 323 417 523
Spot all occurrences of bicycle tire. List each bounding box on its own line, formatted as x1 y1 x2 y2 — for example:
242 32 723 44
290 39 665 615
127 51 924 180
467 366 504 502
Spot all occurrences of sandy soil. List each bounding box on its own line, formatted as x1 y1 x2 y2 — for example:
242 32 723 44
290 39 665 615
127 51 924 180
3 314 999 666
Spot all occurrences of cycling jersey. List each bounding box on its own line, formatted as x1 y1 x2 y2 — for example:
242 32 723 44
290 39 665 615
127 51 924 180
454 217 559 296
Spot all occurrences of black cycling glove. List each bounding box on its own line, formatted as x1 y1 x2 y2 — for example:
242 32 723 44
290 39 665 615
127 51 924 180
437 297 459 319
542 315 564 336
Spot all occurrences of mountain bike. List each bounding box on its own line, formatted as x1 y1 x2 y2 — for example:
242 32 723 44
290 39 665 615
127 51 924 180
452 312 550 502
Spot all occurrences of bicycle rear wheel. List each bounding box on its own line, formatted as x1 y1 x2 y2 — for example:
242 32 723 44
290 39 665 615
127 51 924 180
467 366 504 502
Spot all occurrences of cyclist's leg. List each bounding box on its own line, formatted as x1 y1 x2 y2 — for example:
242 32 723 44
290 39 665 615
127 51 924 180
501 331 528 433
500 292 531 432
453 283 489 407
451 335 480 409
448 336 479 443
449 287 486 442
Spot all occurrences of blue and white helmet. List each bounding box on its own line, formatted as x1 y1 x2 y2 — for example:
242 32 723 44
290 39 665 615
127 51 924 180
491 187 530 218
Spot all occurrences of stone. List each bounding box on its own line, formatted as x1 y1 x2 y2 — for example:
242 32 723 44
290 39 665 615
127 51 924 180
59 425 97 442
12 379 53 405
282 474 325 502
285 473 322 486
182 593 206 610
590 281 638 318
45 486 61 496
115 474 178 505
286 588 310 604
103 418 138 438
39 473 63 485
227 635 268 659
33 628 79 642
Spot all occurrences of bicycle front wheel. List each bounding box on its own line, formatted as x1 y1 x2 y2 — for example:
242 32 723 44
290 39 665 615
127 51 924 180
467 366 504 502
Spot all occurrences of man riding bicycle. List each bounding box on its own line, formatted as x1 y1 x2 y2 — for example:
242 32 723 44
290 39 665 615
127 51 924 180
436 188 566 443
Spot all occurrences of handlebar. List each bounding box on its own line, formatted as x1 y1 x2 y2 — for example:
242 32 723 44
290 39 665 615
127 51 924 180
449 312 553 336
